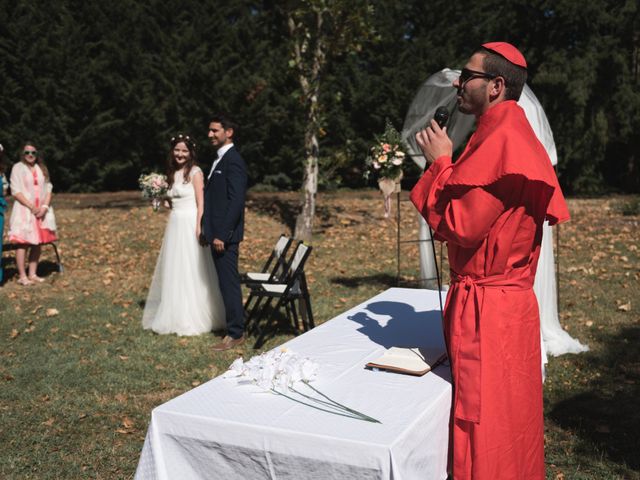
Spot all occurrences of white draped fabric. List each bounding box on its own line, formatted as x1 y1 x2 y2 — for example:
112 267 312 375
402 69 588 368
135 288 451 480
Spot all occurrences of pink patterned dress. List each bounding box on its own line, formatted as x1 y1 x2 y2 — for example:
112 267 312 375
8 161 57 245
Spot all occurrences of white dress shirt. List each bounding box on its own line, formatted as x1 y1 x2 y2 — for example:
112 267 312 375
208 143 234 180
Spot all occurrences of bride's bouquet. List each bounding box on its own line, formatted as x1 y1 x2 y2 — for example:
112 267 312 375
138 172 168 211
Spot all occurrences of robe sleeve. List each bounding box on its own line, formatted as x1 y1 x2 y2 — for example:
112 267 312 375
410 155 505 248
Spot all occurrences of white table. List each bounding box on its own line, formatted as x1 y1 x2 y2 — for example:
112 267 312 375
135 288 452 480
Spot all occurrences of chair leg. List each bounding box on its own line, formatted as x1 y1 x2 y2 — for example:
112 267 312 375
303 291 314 329
243 292 255 312
253 296 286 349
50 243 63 273
251 296 278 348
248 296 271 337
290 299 302 334
243 293 257 330
298 298 308 332
246 295 267 334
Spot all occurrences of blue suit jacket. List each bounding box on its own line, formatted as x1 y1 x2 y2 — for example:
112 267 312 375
202 146 247 244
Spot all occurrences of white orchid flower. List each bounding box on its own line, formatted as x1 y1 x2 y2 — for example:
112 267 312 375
222 357 245 378
300 358 319 381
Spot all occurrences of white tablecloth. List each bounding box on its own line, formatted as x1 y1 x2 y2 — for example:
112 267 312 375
135 288 452 480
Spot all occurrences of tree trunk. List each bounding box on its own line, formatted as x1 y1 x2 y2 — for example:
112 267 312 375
294 127 319 241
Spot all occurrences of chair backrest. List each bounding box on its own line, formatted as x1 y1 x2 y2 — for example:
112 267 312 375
273 235 290 257
261 235 293 280
282 242 312 295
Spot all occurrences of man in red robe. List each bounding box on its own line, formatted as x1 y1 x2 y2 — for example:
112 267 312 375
410 42 570 479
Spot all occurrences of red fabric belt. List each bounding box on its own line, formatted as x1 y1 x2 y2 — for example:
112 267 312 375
448 268 533 423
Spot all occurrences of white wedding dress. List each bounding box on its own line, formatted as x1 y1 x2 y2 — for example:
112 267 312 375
142 167 225 335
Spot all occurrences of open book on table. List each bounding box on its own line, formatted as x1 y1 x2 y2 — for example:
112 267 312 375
366 347 447 376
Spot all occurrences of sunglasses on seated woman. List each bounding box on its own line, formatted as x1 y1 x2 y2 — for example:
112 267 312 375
23 150 37 156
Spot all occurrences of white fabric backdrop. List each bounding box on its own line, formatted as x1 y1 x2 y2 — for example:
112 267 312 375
402 69 588 367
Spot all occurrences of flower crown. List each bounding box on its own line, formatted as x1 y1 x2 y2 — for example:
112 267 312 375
170 133 196 150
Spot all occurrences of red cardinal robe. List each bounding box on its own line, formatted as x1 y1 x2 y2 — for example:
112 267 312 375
410 100 569 479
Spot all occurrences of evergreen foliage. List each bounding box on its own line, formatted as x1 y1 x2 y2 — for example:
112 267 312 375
0 0 637 193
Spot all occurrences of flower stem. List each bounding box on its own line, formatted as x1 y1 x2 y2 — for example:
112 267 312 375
301 381 381 424
270 389 377 422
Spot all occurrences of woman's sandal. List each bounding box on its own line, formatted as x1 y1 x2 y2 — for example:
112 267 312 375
17 277 34 286
28 275 45 283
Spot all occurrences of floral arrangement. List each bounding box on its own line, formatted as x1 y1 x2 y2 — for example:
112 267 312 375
364 120 407 182
223 348 381 423
138 172 168 211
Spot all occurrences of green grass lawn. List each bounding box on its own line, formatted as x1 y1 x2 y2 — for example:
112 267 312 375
1 191 638 479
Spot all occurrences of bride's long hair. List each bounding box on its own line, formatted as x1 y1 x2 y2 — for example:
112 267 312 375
166 134 197 189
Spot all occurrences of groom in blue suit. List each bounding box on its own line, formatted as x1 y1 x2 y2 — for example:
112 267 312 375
202 114 248 351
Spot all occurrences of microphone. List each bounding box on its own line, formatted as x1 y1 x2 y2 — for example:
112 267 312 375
433 106 449 128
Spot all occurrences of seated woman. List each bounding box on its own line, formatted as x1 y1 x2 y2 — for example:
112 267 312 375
8 142 58 285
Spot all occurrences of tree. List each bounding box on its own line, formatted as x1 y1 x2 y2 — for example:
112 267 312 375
285 0 375 241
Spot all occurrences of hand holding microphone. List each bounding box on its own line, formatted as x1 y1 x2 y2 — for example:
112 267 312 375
415 106 452 165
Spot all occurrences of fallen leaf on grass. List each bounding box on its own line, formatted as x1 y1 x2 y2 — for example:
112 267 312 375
10 329 20 339
43 418 55 426
122 417 135 429
4 374 15 381
555 473 565 480
585 320 594 327
32 305 43 314
191 380 201 387
69 334 81 339
118 355 129 361
78 413 88 420
46 308 59 317
618 302 631 312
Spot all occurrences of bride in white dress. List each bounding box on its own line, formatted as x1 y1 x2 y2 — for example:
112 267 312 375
142 134 225 335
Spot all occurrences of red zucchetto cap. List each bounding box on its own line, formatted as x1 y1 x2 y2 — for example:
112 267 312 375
482 42 527 69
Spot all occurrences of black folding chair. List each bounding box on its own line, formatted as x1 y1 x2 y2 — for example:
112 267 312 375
242 235 293 328
241 234 292 285
246 242 314 349
3 241 63 273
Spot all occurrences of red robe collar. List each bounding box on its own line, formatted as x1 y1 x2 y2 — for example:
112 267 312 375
449 100 569 225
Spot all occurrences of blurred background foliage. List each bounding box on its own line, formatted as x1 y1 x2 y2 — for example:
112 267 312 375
0 0 638 194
